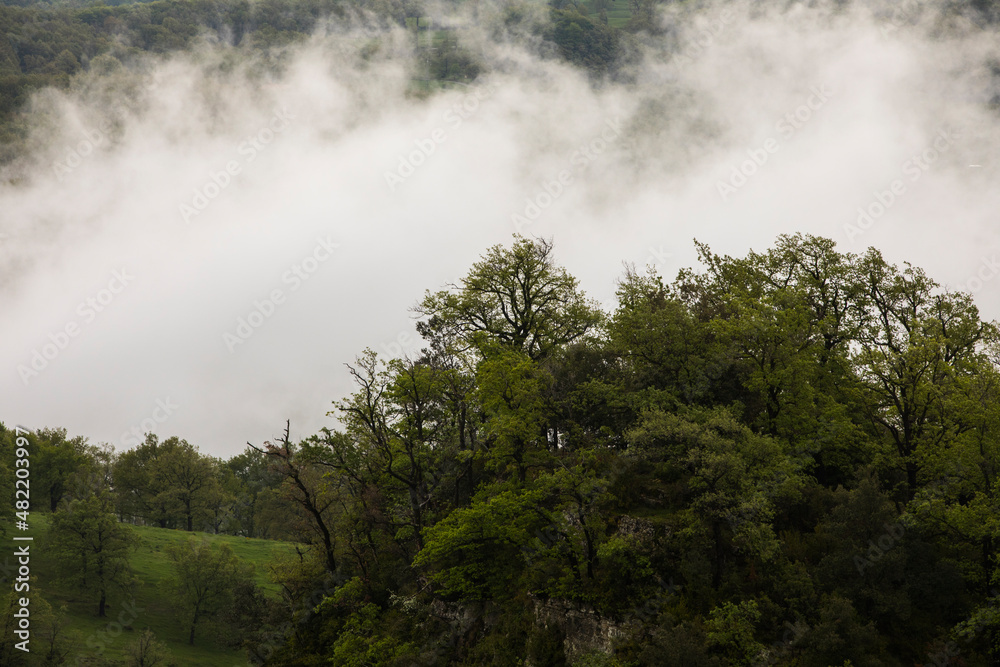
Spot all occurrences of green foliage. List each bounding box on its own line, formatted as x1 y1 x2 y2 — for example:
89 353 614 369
628 405 805 592
29 511 298 665
705 599 765 665
166 536 257 645
0 583 72 667
416 235 603 362
224 445 288 538
527 621 567 666
124 628 173 667
33 427 92 511
113 434 223 531
234 236 1000 664
546 8 623 74
20 234 1000 665
476 349 556 481
414 484 547 599
318 578 416 666
421 31 481 83
48 491 139 618
0 423 18 536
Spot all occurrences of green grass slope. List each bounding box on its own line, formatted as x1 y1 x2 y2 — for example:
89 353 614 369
31 513 301 666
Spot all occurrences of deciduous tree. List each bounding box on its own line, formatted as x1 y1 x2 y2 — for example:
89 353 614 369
167 537 255 645
49 492 138 617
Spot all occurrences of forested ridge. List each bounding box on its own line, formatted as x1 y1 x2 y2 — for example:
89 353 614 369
4 234 1000 665
3 0 1000 167
0 0 635 164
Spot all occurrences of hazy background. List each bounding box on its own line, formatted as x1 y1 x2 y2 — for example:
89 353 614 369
1 0 998 457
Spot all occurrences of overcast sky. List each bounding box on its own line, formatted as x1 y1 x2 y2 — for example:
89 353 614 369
1 0 998 458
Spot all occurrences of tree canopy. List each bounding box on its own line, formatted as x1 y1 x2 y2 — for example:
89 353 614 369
14 233 1000 665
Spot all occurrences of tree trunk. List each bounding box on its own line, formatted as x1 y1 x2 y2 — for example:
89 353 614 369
906 459 919 499
189 610 199 645
515 439 526 483
712 521 724 589
983 535 994 590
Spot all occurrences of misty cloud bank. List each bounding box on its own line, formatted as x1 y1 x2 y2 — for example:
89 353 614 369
1 0 998 455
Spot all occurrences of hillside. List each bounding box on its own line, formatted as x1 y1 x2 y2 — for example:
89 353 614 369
2 0 1000 661
30 513 301 666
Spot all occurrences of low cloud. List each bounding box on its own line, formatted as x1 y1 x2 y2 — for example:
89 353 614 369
1 0 998 454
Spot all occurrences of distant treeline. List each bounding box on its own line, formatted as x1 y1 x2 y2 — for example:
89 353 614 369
0 0 381 115
0 426 304 537
5 233 1000 665
3 0 1000 166
0 0 641 164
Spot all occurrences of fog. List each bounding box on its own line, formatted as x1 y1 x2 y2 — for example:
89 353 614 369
1 0 998 457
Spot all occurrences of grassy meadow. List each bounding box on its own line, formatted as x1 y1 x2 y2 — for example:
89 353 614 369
30 513 301 666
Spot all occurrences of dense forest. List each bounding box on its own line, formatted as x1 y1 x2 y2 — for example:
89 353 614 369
4 233 1000 665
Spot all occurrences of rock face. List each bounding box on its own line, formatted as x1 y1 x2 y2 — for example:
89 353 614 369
615 514 658 542
531 597 623 664
427 595 626 664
